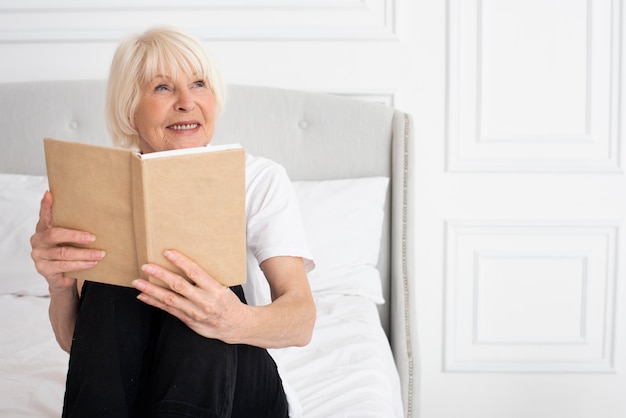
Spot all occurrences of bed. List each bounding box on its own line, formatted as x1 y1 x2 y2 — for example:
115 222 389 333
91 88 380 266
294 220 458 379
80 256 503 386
0 81 417 417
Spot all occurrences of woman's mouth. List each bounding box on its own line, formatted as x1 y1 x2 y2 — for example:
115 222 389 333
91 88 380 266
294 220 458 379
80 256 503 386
168 123 199 131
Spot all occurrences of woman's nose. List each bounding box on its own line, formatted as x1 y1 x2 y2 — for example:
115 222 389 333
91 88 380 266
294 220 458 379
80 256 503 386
175 88 195 112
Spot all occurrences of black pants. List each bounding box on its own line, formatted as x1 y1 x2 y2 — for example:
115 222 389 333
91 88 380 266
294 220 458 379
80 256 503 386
62 281 288 418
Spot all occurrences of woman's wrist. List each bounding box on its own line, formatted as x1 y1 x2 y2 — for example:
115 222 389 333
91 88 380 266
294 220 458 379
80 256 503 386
48 281 78 299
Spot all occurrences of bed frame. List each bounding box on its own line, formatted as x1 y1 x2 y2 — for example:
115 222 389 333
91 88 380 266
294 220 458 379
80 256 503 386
0 80 417 417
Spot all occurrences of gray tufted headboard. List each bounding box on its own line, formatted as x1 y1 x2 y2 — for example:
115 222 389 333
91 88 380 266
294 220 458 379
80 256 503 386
0 80 417 417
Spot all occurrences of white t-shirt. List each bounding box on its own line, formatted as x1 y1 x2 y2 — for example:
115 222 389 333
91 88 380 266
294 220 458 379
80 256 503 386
242 154 314 418
243 153 314 306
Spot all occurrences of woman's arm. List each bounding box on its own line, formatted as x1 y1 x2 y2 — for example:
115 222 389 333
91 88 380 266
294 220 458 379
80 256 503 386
48 283 80 353
133 250 316 348
30 192 106 352
250 255 316 347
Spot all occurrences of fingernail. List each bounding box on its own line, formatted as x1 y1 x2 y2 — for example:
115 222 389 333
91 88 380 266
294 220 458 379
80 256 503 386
163 250 172 258
141 264 155 275
132 279 145 291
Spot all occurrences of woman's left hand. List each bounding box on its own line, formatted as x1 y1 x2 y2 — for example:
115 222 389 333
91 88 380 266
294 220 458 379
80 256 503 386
132 249 250 344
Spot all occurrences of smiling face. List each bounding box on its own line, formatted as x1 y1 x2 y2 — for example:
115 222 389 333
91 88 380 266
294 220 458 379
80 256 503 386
133 71 217 153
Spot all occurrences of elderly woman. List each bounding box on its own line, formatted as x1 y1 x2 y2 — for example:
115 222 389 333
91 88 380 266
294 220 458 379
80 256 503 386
30 27 315 418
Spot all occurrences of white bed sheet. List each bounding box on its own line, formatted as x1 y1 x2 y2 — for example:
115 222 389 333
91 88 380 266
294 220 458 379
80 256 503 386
279 293 404 418
0 295 68 417
0 293 402 418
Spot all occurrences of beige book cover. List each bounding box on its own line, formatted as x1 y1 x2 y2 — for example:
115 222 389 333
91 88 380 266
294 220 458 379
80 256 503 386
43 138 246 288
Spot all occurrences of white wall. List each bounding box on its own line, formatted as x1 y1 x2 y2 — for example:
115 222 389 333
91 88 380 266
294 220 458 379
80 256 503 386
0 1 416 106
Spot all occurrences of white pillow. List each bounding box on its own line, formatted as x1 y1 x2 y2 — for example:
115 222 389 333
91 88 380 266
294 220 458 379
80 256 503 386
292 177 389 304
0 173 49 296
0 173 390 302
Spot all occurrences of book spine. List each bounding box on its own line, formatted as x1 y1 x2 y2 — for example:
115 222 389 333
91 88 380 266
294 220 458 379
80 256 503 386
130 154 150 279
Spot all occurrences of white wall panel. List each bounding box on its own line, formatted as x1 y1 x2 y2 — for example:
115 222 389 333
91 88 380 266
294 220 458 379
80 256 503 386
0 0 396 42
446 0 622 172
0 1 407 100
444 221 619 372
475 252 587 343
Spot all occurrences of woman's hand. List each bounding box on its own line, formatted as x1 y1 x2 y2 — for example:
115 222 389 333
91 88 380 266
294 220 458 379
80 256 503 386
134 250 316 348
30 191 104 352
133 250 249 343
30 191 106 292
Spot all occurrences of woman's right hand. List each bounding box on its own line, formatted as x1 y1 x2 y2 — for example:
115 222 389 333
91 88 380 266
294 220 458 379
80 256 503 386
30 191 105 292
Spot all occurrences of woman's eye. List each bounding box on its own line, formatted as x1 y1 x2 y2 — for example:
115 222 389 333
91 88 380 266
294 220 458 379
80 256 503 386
192 80 206 88
154 84 170 92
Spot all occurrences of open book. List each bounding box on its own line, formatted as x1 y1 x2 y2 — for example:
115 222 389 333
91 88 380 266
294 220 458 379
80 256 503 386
43 138 246 288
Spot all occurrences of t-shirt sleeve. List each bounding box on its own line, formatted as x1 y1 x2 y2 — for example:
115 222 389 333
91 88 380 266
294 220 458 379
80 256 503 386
245 157 315 273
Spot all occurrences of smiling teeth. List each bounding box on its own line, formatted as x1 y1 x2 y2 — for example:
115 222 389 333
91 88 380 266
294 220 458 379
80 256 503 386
170 123 198 130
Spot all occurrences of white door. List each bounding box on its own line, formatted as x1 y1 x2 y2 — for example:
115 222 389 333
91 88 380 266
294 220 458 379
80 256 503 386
409 0 626 417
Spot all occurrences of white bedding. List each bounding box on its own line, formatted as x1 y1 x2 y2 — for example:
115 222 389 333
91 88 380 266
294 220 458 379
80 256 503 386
281 294 403 417
0 173 403 417
0 293 402 418
0 295 68 417
1 80 414 418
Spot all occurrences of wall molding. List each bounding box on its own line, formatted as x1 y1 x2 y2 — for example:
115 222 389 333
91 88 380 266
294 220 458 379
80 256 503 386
0 0 373 10
472 250 590 346
446 0 623 173
444 221 619 372
0 0 397 42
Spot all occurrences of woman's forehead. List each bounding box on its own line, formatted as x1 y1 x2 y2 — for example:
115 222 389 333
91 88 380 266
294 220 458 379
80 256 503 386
140 63 204 84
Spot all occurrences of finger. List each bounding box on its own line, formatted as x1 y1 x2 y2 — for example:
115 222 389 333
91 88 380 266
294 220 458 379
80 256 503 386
30 230 95 267
33 246 105 275
36 258 100 276
30 233 101 279
43 245 106 263
140 263 196 297
163 250 222 290
44 226 97 247
132 275 196 319
31 223 97 250
36 191 54 232
136 291 196 330
34 192 96 246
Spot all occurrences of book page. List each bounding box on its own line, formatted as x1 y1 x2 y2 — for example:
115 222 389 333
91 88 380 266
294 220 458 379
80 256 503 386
139 143 242 160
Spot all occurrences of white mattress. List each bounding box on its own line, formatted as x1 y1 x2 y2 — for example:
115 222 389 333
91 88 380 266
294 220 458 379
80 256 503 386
0 293 402 418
